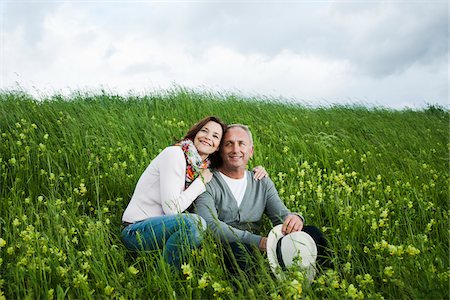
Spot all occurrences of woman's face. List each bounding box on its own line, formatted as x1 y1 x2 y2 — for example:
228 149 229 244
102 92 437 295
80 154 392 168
194 121 223 158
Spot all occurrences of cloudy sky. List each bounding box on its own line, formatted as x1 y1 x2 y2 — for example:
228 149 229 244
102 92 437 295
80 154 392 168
1 1 448 108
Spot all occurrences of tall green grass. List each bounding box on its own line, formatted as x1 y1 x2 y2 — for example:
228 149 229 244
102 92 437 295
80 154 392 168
0 89 448 299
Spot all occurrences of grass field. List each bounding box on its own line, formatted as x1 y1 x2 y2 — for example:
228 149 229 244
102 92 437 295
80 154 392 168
0 89 448 299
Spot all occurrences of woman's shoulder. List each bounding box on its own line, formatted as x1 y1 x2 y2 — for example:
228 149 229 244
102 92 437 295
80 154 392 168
158 145 184 160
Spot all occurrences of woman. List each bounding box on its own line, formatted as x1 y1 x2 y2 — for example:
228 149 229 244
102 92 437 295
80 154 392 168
121 116 265 268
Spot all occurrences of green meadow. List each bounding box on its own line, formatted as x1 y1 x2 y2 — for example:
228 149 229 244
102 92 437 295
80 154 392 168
0 89 448 299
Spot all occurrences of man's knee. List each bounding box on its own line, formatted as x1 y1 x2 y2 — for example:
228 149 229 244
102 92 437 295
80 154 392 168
302 225 333 269
303 225 327 246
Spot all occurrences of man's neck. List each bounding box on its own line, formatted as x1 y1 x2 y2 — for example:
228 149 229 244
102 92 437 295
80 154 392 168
217 166 246 179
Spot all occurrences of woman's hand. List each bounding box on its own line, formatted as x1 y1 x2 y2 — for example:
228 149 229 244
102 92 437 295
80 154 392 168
252 165 268 180
200 169 213 183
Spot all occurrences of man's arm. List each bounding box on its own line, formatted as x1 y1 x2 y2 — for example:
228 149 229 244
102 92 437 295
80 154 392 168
195 191 262 247
264 178 304 234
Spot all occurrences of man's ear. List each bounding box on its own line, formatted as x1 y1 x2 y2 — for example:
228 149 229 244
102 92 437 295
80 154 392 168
250 146 254 158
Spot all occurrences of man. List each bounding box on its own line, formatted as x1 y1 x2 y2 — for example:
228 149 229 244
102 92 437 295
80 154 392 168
195 124 329 271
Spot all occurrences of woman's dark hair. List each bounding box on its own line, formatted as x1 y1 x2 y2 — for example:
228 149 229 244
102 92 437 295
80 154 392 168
181 116 227 168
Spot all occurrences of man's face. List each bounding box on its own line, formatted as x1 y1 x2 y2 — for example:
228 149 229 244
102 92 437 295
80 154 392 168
220 127 254 170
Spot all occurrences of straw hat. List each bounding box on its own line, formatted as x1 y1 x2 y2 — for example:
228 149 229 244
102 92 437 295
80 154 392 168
267 224 317 282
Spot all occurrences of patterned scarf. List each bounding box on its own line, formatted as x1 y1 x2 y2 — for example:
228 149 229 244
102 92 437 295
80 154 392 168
175 139 210 189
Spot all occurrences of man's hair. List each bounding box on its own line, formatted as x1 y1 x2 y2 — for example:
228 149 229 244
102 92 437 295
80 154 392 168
227 124 253 145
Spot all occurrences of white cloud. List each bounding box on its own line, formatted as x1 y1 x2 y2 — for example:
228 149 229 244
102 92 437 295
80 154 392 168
327 2 448 78
1 1 448 108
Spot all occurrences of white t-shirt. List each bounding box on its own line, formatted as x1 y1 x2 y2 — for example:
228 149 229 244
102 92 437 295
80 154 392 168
218 171 247 207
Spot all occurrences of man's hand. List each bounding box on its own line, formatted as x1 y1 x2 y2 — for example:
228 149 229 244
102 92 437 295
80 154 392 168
282 214 303 235
259 237 268 251
252 165 268 180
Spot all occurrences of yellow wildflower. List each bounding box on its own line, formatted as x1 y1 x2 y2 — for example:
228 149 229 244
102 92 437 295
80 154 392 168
343 262 352 273
287 279 302 299
347 283 364 299
79 183 87 196
128 266 139 275
425 219 435 232
212 282 225 295
104 286 115 296
12 218 20 226
384 266 394 277
47 289 54 300
406 245 420 256
331 279 340 289
198 273 210 289
73 272 88 288
181 263 193 280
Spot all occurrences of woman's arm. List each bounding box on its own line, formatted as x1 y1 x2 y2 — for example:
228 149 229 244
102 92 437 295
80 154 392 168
159 147 206 215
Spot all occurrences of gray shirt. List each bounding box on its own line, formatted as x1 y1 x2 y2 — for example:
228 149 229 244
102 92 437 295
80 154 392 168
195 169 299 246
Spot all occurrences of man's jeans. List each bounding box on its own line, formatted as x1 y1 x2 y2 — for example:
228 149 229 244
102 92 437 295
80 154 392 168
121 213 206 268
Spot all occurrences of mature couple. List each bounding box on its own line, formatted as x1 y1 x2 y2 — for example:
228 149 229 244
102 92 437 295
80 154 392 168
121 116 330 273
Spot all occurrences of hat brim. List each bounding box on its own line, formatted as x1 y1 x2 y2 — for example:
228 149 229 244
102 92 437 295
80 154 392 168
267 224 317 281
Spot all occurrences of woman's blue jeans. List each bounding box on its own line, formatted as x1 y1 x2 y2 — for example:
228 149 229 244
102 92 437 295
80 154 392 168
121 213 206 268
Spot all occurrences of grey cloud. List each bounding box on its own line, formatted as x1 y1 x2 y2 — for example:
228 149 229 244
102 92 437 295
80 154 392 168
86 3 324 55
3 2 447 107
5 2 447 78
327 2 448 77
104 45 117 60
168 3 326 55
176 3 447 79
4 2 60 46
123 2 447 79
